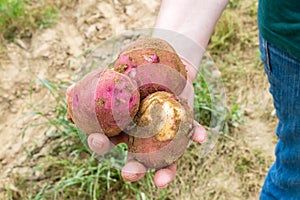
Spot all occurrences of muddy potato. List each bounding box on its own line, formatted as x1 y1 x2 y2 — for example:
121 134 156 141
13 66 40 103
127 91 193 169
114 38 187 99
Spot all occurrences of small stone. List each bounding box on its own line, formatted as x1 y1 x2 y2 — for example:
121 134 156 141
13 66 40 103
271 109 276 117
244 108 253 116
212 70 221 78
10 107 17 113
1 160 7 165
15 39 27 49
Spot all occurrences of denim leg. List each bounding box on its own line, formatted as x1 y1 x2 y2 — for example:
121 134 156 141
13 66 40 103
259 35 300 200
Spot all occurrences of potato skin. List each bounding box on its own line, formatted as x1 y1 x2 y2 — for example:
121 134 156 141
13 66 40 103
114 38 187 99
95 70 140 137
67 69 140 137
127 91 193 169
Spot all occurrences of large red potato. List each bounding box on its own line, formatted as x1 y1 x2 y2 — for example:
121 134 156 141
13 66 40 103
67 69 140 137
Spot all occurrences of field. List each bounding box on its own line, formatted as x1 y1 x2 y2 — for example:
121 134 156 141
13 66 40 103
0 0 277 199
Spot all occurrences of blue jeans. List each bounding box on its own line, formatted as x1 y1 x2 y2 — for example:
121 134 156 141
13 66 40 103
259 35 300 199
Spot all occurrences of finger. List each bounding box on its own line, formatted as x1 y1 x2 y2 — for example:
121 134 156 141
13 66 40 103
87 133 113 155
154 163 177 188
66 83 75 96
121 154 147 182
192 120 206 143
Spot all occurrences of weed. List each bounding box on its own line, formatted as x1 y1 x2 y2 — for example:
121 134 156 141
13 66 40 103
194 62 244 133
249 1 258 17
0 0 27 40
34 6 59 29
228 0 241 9
0 0 58 41
208 11 240 54
193 72 213 127
223 99 245 133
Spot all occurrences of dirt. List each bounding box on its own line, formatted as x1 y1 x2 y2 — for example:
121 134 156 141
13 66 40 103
234 69 277 160
0 0 277 199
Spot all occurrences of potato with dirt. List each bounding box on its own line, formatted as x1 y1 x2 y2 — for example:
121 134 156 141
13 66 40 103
67 38 194 169
127 91 193 169
67 69 140 137
114 38 187 99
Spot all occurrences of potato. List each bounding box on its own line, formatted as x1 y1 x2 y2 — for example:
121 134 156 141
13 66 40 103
67 69 140 137
114 38 187 99
127 91 193 169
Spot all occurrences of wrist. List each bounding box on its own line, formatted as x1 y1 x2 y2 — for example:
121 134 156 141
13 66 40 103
154 0 229 48
152 29 205 76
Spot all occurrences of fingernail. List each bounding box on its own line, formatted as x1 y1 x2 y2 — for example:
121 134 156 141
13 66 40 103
156 173 171 188
92 138 103 149
199 132 206 142
157 183 168 188
124 174 138 182
195 126 206 141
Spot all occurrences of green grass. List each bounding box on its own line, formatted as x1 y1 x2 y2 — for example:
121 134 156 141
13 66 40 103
0 0 58 41
0 0 26 38
194 55 244 134
208 10 240 54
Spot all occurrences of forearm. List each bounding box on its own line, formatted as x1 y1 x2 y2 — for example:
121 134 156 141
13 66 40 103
153 0 229 80
155 0 229 48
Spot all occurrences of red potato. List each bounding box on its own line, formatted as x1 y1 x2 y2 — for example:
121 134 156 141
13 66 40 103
127 91 193 169
114 38 187 99
67 69 140 137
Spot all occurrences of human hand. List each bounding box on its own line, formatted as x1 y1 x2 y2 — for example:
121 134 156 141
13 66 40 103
66 34 207 187
84 60 206 188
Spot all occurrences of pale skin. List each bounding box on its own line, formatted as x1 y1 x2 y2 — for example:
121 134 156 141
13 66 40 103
86 0 229 187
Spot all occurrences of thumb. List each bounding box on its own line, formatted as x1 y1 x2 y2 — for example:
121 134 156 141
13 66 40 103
87 132 129 155
87 133 113 155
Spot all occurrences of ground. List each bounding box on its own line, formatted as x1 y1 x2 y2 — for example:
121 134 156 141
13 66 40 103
0 0 277 199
